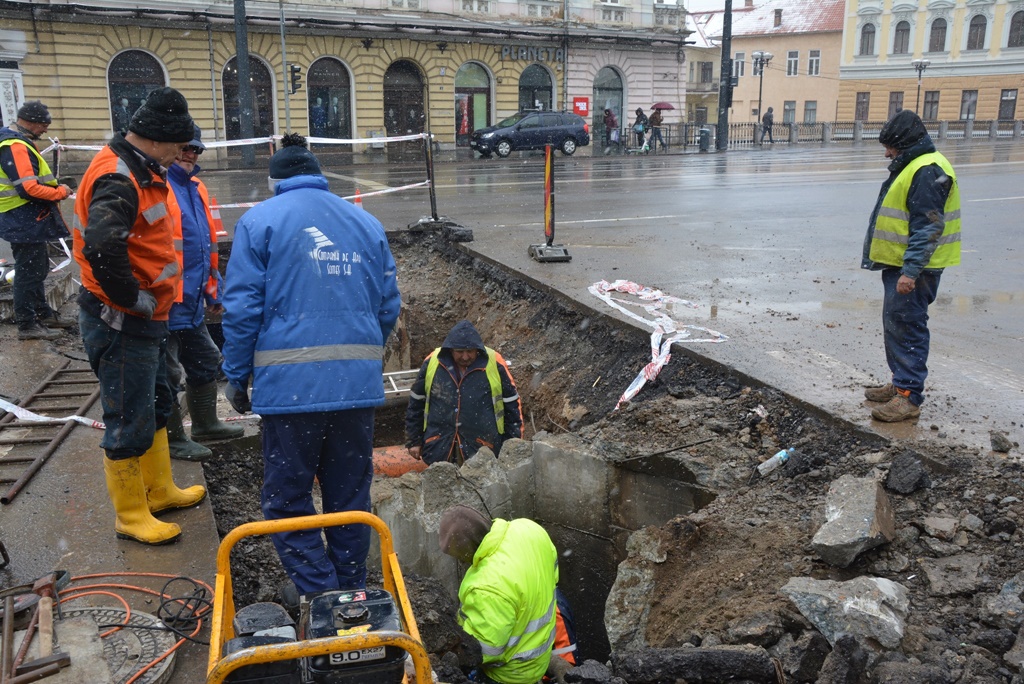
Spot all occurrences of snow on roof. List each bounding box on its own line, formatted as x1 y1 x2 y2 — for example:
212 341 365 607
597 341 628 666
685 12 718 48
728 0 845 36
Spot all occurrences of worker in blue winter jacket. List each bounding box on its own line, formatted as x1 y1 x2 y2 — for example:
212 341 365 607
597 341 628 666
221 133 401 595
165 124 243 461
405 319 522 466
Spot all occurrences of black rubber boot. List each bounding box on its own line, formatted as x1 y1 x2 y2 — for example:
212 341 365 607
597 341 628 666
187 381 245 443
167 400 213 462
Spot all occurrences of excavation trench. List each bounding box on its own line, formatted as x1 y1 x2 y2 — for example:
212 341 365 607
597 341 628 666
203 232 878 675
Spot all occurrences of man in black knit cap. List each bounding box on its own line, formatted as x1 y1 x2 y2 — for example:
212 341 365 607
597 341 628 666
73 87 206 546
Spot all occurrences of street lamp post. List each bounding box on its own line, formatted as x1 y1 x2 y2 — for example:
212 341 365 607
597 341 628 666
911 58 931 114
752 51 773 145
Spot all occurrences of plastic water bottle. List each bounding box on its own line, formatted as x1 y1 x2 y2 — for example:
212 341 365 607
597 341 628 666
757 448 794 476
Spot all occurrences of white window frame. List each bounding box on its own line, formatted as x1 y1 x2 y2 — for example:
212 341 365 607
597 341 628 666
734 52 745 77
786 50 799 76
803 100 817 123
807 49 820 76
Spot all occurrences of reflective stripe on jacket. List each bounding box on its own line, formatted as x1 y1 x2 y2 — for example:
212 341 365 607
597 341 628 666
424 345 505 433
869 151 961 269
458 518 559 684
0 139 58 207
73 145 180 320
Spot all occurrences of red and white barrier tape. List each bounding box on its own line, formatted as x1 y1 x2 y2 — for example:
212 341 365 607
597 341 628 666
41 132 431 156
0 397 104 430
213 180 431 210
588 279 728 409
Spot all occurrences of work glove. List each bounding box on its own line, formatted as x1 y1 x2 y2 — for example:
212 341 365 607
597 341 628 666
128 290 157 320
224 381 251 414
546 656 572 683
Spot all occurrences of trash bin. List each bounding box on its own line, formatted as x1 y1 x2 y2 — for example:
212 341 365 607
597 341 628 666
699 128 710 152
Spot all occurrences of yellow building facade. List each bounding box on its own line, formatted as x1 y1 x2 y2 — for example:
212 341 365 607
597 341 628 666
838 0 1024 120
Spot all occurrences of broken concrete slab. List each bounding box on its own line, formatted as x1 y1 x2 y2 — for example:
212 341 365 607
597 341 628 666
1003 628 1024 672
612 644 776 683
604 526 667 653
725 611 785 648
982 572 1024 630
872 660 952 683
811 475 896 568
885 451 932 494
771 630 830 682
781 576 910 649
922 515 959 541
816 634 868 684
920 554 991 596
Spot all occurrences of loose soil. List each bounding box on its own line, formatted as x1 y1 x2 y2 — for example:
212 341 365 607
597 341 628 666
204 232 1024 683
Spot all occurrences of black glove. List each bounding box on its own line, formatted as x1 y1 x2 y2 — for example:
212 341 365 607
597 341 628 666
225 381 251 414
129 290 157 319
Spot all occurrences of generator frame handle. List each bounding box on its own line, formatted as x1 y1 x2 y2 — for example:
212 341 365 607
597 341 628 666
206 511 431 684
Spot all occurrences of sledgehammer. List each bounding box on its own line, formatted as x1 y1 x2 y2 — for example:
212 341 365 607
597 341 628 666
30 571 69 659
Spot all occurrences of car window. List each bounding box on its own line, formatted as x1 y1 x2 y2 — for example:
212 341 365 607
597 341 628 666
519 114 542 129
541 114 561 127
497 113 527 127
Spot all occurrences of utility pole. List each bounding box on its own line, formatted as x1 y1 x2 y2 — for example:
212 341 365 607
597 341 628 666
715 0 732 151
233 0 256 167
279 0 290 134
911 58 930 114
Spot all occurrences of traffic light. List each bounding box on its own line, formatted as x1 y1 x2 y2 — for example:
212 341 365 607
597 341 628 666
289 64 302 94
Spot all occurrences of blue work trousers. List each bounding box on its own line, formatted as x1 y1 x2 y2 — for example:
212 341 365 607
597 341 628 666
79 308 173 459
882 267 941 407
166 321 221 390
261 408 375 595
10 242 55 327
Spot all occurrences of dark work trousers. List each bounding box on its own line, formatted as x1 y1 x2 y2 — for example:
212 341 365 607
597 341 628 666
10 242 55 327
79 308 174 459
882 267 941 407
166 321 221 391
261 408 375 595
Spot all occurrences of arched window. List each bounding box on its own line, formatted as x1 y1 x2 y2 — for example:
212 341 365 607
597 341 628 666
592 67 623 143
455 62 491 147
223 56 275 140
107 51 165 134
308 58 351 139
967 15 987 50
860 23 876 56
1009 11 1024 48
383 60 425 161
929 18 947 52
518 65 553 111
893 21 911 54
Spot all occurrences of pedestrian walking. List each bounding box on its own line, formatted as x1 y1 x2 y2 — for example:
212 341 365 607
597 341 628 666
221 133 401 596
862 110 961 423
632 108 649 148
647 108 666 153
760 106 774 144
602 108 619 155
165 124 243 461
0 101 75 340
73 87 205 546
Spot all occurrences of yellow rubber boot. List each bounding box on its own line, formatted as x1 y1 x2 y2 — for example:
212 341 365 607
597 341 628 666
103 456 182 545
140 428 207 515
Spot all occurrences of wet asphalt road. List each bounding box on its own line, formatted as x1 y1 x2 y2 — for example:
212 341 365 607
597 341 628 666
203 140 1024 451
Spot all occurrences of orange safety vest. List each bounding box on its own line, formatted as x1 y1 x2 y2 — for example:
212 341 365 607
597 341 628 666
73 147 180 320
166 176 221 303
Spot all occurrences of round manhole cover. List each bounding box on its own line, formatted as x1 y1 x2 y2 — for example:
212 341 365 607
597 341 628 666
62 607 177 684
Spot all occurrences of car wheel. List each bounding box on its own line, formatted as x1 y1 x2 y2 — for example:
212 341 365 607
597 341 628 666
560 138 577 156
496 140 512 158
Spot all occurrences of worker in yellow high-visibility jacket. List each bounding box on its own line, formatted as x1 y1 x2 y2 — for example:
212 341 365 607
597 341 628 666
861 109 961 423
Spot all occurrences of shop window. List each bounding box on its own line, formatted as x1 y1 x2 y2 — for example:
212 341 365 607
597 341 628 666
455 62 491 147
593 66 623 139
223 55 275 140
519 64 553 111
308 58 351 140
107 50 166 135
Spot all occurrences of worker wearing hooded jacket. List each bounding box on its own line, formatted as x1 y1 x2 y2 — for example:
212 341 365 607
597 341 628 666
861 109 960 423
405 319 522 466
439 505 572 684
221 134 401 595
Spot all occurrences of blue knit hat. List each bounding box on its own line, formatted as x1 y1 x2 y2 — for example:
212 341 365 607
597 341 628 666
268 133 322 180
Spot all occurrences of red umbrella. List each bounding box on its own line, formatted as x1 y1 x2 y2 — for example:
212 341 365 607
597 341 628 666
651 102 676 110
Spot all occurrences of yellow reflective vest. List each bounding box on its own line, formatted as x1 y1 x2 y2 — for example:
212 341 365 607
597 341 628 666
0 139 58 212
458 518 559 683
423 346 505 434
869 151 961 269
